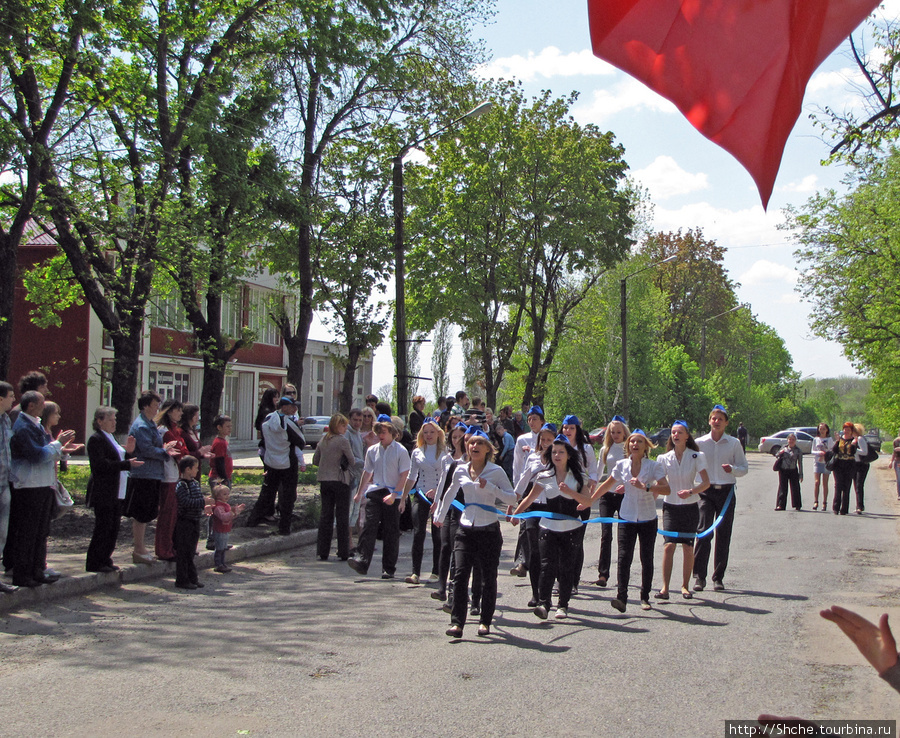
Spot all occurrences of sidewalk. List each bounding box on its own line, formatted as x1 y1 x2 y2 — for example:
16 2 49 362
0 524 317 613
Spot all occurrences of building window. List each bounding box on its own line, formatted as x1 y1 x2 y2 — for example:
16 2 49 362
99 359 114 406
247 288 280 345
149 370 190 403
316 360 325 381
149 292 191 332
221 289 243 339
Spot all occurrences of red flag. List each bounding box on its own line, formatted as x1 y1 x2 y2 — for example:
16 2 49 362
588 0 879 207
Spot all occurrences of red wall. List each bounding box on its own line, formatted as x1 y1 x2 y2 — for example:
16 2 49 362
9 244 91 444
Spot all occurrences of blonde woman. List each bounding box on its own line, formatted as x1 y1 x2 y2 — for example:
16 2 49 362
313 414 356 561
595 415 629 587
400 418 447 584
434 430 516 638
588 429 668 612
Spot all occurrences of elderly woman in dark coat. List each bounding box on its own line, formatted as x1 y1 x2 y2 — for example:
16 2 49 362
85 407 143 572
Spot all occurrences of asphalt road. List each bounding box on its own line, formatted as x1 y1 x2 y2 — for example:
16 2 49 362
1 453 899 736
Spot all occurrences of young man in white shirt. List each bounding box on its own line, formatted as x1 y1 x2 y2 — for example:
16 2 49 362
693 404 748 592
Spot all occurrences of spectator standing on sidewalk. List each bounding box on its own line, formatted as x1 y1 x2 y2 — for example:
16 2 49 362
0 383 16 593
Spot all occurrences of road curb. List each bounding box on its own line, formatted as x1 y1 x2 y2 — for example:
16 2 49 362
0 528 317 613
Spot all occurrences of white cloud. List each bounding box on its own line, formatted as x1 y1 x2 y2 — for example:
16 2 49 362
475 47 616 82
575 77 679 124
651 200 786 249
633 156 708 200
778 174 818 194
776 292 801 304
739 259 799 286
807 66 860 96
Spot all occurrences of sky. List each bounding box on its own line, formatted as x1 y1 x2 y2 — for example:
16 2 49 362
310 0 898 400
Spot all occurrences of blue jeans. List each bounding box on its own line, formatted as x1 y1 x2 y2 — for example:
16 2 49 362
211 531 230 568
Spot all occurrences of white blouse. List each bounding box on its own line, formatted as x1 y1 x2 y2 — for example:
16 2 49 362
433 462 516 528
533 469 582 532
657 449 707 506
611 457 665 523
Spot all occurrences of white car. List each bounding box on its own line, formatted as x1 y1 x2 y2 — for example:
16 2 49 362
758 430 814 456
301 416 331 449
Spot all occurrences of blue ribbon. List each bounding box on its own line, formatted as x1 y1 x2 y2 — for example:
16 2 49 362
448 489 735 540
411 488 433 505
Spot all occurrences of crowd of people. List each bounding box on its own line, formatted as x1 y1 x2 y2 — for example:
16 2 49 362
2 371 899 647
772 421 894 514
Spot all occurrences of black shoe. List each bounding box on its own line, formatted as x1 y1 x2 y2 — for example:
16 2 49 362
442 601 452 614
595 576 607 587
33 575 58 584
470 605 480 616
381 572 394 580
0 581 18 593
431 589 447 602
712 580 725 591
347 558 368 575
244 518 260 528
527 598 538 608
192 582 205 588
175 582 198 590
693 578 706 592
611 598 626 613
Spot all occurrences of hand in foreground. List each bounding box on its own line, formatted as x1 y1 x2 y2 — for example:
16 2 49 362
57 429 76 444
820 605 899 674
676 488 692 499
125 435 137 454
129 459 145 468
382 493 395 505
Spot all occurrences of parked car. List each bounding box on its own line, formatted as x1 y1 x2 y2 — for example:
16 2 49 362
649 427 671 447
301 416 331 448
787 426 818 438
864 427 883 450
758 430 814 455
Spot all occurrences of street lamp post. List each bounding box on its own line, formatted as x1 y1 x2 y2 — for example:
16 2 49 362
700 304 747 381
393 101 492 418
620 254 677 422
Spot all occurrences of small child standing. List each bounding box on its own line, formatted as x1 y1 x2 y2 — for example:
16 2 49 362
211 484 245 573
174 456 211 590
206 415 233 551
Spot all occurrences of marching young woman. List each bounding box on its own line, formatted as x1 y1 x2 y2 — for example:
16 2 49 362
811 423 834 511
430 422 469 604
513 435 592 620
588 429 668 612
434 430 516 638
595 415 629 587
400 418 447 584
510 423 558 607
656 421 709 600
561 415 598 592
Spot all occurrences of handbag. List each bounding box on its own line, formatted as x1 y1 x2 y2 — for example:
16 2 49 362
862 444 879 463
772 454 783 472
52 481 75 519
824 450 836 472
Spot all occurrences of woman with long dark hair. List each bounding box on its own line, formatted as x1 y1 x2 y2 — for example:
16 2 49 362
656 421 709 600
561 415 597 592
811 422 834 511
513 435 592 620
434 431 516 638
155 399 188 561
831 422 858 516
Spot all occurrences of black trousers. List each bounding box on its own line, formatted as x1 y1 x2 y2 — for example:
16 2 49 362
356 490 400 575
450 523 502 628
597 491 623 580
538 527 576 609
776 469 802 510
249 465 297 535
522 517 541 600
85 498 122 571
438 507 483 604
693 485 735 584
8 486 54 585
832 461 855 515
173 515 200 586
409 492 435 576
854 462 870 511
317 481 350 560
616 518 656 602
571 507 590 584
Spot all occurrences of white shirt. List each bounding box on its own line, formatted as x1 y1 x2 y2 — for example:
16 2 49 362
514 451 548 502
657 449 707 506
601 442 626 478
101 430 129 499
513 431 538 484
695 433 748 485
433 462 516 528
812 435 834 462
363 440 411 497
533 469 582 532
611 457 665 523
408 445 447 497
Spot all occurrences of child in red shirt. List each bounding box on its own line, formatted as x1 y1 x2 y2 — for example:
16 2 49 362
206 415 233 551
211 484 245 573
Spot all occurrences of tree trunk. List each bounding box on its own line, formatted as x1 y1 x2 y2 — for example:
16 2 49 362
109 328 143 436
338 344 362 415
0 231 20 381
199 356 226 445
